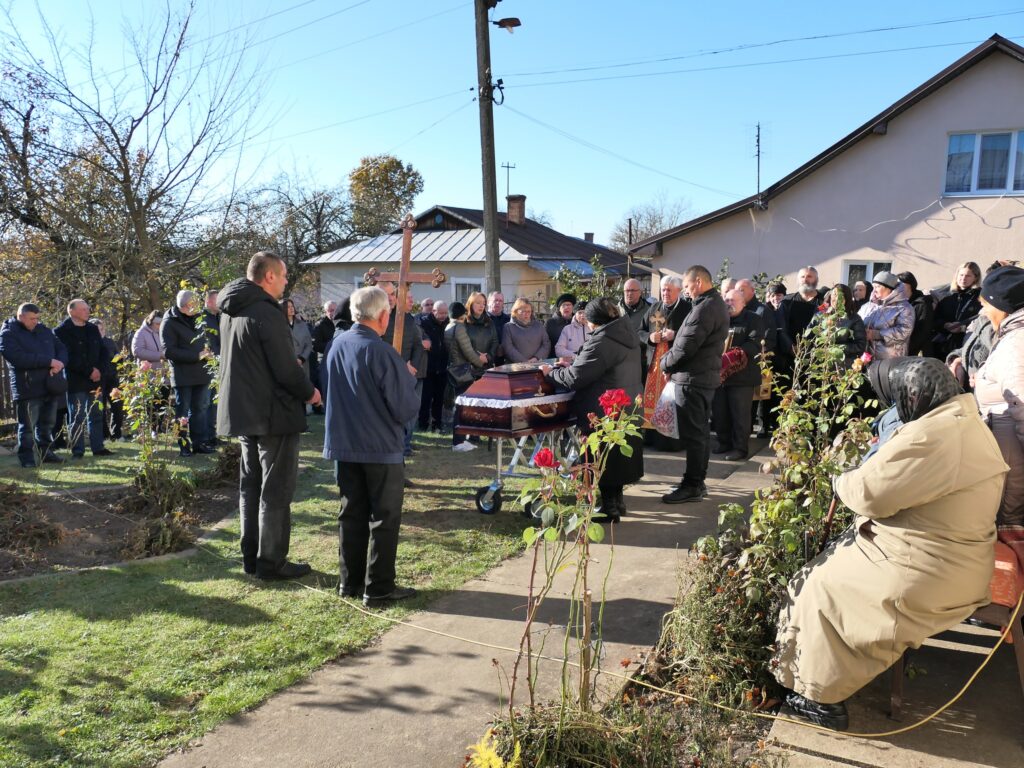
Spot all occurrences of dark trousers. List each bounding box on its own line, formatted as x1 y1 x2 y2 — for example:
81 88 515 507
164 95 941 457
239 433 301 574
67 390 105 455
336 461 404 599
675 385 714 487
712 386 755 457
16 397 58 465
101 387 124 440
418 370 446 430
173 383 211 449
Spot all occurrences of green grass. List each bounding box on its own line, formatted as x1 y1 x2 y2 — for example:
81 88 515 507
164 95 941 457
0 425 527 767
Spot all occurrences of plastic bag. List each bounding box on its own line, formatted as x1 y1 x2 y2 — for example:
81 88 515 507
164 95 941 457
651 381 679 439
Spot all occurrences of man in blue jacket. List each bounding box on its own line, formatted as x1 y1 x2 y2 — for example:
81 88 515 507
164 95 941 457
323 286 420 607
0 303 68 467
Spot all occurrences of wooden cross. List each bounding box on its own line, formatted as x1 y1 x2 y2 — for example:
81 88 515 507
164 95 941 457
363 214 447 354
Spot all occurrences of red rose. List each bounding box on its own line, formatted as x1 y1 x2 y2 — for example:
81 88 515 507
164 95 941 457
598 388 632 417
533 447 557 468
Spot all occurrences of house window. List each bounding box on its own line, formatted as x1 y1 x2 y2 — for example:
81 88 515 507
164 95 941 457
453 279 483 305
944 131 1024 194
843 261 892 286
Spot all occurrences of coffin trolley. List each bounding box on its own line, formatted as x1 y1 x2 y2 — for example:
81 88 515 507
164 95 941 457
454 362 578 514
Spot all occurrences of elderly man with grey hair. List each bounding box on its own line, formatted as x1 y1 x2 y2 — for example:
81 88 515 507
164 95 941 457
324 286 420 607
161 288 215 456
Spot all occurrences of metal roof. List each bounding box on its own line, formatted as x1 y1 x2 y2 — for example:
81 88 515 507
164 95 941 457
302 229 527 265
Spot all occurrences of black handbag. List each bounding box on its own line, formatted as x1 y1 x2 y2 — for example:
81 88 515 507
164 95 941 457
447 363 478 389
45 371 68 396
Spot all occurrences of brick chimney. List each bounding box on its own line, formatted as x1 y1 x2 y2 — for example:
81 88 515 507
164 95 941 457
506 194 526 226
583 232 594 242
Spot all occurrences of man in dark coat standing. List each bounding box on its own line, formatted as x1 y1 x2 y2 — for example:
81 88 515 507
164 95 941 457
55 299 113 458
203 290 222 441
310 300 336 414
619 278 651 379
0 303 68 466
162 290 215 457
713 290 767 461
418 301 449 431
380 283 426 458
897 271 935 357
660 266 730 504
217 252 320 580
323 286 420 607
487 291 510 365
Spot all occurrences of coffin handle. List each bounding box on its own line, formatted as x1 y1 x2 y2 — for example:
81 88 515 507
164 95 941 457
530 404 558 419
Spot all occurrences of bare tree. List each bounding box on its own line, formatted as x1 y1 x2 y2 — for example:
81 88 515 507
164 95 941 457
607 191 693 253
0 0 264 323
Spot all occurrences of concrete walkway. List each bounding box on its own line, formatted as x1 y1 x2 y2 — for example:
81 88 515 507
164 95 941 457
160 442 1024 768
160 445 771 768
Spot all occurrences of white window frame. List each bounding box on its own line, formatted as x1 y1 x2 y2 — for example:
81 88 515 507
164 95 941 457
452 277 484 304
944 129 1024 196
842 260 892 286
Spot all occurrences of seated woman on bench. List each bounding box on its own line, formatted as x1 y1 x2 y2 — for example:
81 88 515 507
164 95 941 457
773 357 1009 730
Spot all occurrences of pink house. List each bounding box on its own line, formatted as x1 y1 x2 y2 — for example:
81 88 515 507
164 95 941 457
630 35 1024 293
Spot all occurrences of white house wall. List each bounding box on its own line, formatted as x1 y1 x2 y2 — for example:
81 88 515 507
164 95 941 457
657 53 1024 292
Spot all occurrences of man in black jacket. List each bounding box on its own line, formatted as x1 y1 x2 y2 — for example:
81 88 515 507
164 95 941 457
203 290 222 442
217 252 320 580
659 266 730 504
712 290 766 461
418 301 449 431
55 299 113 458
897 271 934 357
619 278 651 379
310 300 336 414
161 290 215 457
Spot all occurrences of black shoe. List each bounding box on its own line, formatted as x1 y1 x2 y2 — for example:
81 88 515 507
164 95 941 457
722 450 747 462
592 509 621 524
403 478 415 488
42 453 64 464
255 561 312 581
179 447 193 458
338 586 363 599
784 693 849 731
243 560 256 575
711 444 732 455
71 453 85 460
662 485 703 504
193 444 216 454
19 460 37 468
92 448 114 456
363 586 417 608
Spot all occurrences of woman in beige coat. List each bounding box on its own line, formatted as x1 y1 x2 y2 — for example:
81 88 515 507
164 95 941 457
774 357 1008 730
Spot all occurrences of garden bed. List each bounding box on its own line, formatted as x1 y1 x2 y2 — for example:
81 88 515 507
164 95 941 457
0 483 235 580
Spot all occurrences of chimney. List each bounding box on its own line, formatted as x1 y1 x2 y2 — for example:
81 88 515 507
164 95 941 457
506 194 526 226
583 232 594 243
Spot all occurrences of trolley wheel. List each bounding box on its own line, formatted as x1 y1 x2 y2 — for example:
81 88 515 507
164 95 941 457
520 500 538 520
475 486 503 515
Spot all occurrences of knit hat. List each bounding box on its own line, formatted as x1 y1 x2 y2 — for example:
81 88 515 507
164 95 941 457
980 265 1024 313
573 300 588 314
554 292 577 309
871 271 899 289
449 301 467 320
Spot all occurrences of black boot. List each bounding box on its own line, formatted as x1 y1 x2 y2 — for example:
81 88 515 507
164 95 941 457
784 693 849 731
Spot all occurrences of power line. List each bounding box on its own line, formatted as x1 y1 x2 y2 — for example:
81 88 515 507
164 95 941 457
506 36 1024 89
504 9 1024 79
189 0 328 47
501 105 741 198
386 98 476 154
247 88 474 148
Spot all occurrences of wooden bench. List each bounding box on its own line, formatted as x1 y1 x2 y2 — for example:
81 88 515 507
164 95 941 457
890 541 1024 719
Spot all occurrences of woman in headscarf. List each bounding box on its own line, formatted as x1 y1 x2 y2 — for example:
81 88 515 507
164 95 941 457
973 265 1024 566
773 357 1008 731
541 297 644 522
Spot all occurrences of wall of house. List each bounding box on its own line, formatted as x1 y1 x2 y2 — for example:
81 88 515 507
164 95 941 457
317 261 562 310
656 53 1024 293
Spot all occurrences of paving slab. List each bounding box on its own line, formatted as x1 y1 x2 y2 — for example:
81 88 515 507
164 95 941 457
160 443 769 768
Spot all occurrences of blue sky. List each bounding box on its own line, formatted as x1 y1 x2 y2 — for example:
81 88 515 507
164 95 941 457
6 0 1024 243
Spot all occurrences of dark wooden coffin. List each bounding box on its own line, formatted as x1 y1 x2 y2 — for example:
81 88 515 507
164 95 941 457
455 362 575 438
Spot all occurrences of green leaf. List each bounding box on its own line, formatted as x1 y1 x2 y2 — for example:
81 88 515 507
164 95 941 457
540 506 555 528
586 522 605 543
564 513 580 533
745 585 762 603
522 527 538 545
619 443 633 457
543 526 559 542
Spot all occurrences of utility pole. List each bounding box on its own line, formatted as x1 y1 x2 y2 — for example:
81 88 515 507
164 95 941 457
475 0 501 293
755 122 762 200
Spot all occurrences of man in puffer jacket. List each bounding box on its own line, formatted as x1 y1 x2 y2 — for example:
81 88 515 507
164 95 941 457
0 303 68 467
860 271 914 360
217 252 320 581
